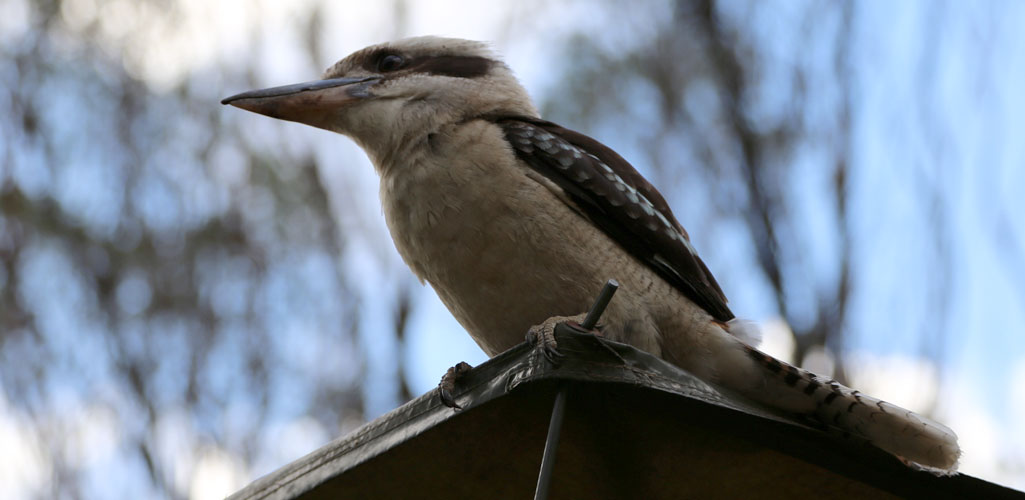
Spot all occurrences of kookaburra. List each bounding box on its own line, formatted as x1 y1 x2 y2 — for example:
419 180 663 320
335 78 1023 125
223 36 959 473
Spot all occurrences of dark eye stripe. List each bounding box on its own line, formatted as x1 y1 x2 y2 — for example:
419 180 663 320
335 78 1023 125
360 49 492 79
407 55 492 78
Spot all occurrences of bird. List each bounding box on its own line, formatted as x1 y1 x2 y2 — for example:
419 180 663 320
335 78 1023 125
222 36 960 473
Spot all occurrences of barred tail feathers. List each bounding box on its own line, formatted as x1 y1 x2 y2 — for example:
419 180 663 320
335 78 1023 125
723 341 960 473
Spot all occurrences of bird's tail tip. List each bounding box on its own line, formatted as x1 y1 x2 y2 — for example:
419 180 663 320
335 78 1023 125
734 342 961 474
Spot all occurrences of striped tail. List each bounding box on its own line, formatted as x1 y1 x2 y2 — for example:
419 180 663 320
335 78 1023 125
739 344 960 474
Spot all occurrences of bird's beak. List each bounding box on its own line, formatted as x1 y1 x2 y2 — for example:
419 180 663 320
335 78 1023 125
221 76 379 130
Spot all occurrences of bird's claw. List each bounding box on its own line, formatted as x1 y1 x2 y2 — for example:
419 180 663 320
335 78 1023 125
526 313 590 365
438 361 473 409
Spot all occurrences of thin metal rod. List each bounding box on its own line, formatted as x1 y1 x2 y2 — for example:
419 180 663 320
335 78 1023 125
580 279 619 330
534 279 619 499
534 387 568 500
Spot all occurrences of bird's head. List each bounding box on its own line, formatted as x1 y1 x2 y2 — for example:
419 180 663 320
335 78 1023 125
222 37 538 164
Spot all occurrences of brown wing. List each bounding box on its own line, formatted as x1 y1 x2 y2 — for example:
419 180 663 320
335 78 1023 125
497 117 733 321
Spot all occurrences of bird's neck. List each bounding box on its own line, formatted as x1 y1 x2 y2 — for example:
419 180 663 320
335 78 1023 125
358 96 539 176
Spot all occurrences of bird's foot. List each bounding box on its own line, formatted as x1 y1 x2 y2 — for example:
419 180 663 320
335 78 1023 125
438 361 473 409
526 313 591 365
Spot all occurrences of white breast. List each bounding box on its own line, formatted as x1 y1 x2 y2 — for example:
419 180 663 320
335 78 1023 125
376 119 708 358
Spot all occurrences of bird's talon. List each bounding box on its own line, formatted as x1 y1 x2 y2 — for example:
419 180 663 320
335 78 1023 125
439 388 461 409
527 313 590 366
437 361 473 409
543 344 565 364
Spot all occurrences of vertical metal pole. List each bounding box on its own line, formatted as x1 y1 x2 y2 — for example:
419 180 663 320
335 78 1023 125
533 280 619 500
533 387 567 500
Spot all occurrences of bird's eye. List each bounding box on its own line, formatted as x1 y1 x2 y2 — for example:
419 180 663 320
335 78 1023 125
377 54 404 72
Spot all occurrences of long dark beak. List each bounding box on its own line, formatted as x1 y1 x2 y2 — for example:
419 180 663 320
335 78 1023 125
221 76 379 129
